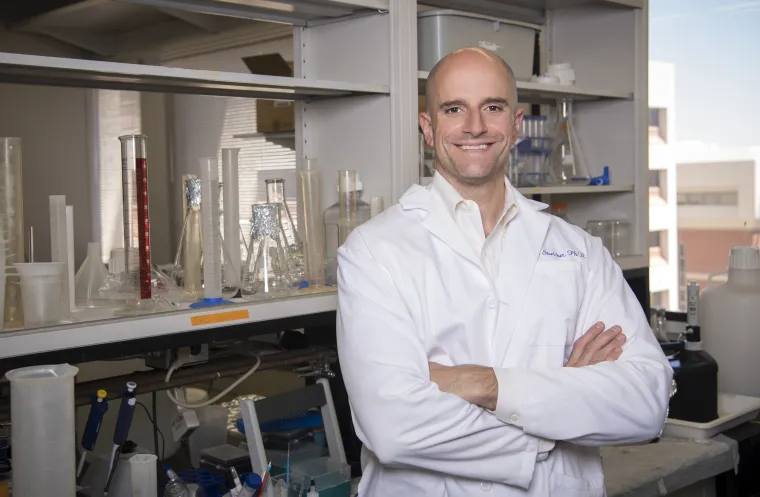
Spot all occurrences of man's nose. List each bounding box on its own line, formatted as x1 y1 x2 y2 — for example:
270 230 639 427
462 110 486 136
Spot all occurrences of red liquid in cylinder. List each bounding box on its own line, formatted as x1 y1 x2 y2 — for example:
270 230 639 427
136 158 151 300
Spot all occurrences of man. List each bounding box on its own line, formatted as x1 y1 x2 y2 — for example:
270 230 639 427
336 47 672 496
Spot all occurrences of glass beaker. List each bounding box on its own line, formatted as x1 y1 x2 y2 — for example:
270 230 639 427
241 203 296 299
548 99 590 185
266 178 304 284
172 178 203 302
0 137 24 329
586 220 631 258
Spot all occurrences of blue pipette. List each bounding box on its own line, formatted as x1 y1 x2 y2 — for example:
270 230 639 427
77 389 109 479
104 381 137 495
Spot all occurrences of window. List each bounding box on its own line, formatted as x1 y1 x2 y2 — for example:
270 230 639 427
677 191 738 206
96 90 141 262
648 230 661 248
648 170 661 189
648 107 667 141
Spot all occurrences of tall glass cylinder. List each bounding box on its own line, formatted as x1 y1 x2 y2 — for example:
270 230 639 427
299 159 324 288
119 135 152 301
0 137 24 329
222 148 241 288
338 170 358 245
172 179 203 301
199 158 222 301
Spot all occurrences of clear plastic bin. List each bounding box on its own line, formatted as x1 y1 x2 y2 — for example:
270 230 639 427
274 457 351 497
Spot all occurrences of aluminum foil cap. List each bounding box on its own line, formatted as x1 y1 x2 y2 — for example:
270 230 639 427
185 178 201 208
251 203 280 239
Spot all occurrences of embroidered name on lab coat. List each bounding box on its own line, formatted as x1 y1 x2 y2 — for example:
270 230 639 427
541 248 586 259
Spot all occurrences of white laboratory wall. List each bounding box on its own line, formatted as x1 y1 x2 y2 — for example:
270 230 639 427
648 61 679 309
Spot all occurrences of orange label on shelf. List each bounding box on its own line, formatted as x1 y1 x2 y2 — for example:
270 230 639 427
190 309 249 326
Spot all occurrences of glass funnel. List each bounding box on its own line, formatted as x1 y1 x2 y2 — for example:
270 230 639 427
75 242 120 308
241 203 296 299
547 99 590 185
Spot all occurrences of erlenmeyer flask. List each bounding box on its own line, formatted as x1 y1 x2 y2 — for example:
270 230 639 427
548 99 590 185
241 203 296 299
171 178 203 302
75 242 119 308
266 178 305 284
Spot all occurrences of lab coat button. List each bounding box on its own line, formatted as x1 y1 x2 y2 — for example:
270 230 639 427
487 297 497 309
480 482 493 492
510 414 520 422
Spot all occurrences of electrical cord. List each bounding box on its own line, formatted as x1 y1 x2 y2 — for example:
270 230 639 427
164 352 262 409
151 392 160 463
136 401 166 462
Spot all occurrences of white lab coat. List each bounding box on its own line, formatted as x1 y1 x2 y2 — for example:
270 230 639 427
336 182 673 497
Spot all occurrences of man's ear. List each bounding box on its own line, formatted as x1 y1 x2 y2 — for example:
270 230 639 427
419 112 434 148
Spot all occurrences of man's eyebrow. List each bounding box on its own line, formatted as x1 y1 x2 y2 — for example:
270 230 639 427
439 97 511 110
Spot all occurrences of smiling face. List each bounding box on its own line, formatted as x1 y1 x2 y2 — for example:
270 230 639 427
420 49 523 188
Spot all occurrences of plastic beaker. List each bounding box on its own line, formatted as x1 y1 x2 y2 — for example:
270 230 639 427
130 453 158 497
15 262 65 328
5 363 79 497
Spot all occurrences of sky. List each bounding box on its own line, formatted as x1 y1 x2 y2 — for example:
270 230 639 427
650 0 760 148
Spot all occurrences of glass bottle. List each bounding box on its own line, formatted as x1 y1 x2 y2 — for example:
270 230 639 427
323 171 371 286
548 99 590 185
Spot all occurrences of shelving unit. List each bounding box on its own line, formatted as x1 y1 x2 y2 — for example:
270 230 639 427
0 0 650 359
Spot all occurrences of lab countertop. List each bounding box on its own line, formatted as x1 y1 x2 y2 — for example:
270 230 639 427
602 435 738 496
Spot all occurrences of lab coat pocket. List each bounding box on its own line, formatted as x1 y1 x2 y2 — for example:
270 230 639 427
549 471 605 497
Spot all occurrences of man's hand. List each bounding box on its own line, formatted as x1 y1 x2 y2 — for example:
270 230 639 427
429 362 498 411
566 321 626 367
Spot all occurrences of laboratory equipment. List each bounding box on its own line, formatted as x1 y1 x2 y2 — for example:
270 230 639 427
187 405 229 467
288 459 350 497
76 242 120 308
130 454 158 497
266 178 304 283
164 467 191 497
172 179 203 302
198 444 253 488
0 137 25 329
547 99 590 185
222 148 243 293
550 202 570 223
78 389 110 480
323 171 370 286
299 160 325 288
49 195 73 318
514 116 551 187
701 246 760 398
117 135 171 315
5 363 79 497
106 381 138 495
586 220 631 258
661 282 719 423
192 158 235 308
15 262 65 327
66 205 76 311
370 197 384 218
307 479 319 497
242 204 296 299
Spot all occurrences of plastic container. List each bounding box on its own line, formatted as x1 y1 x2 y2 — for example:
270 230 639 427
417 9 539 79
130 454 159 497
5 363 79 497
701 246 760 397
663 393 760 441
299 160 325 288
15 262 65 327
586 220 631 258
323 172 370 286
288 458 351 497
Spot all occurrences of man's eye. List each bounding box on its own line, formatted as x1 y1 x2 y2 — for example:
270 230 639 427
486 105 503 112
445 107 461 114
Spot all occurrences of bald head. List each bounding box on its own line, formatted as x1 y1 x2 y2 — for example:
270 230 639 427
425 47 518 116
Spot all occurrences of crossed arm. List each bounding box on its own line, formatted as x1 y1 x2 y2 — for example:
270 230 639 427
336 231 672 487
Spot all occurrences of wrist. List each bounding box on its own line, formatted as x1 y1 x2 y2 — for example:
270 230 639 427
468 366 498 411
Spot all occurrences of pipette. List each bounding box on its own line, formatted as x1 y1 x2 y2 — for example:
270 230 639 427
77 389 109 480
104 381 137 496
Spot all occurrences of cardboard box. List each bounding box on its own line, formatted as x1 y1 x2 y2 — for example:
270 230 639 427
242 53 296 133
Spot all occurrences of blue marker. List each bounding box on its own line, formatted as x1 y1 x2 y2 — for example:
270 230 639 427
77 389 109 479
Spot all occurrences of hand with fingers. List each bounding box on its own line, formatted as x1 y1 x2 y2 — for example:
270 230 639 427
566 321 627 368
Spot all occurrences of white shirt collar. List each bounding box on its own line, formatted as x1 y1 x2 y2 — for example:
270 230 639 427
430 171 517 230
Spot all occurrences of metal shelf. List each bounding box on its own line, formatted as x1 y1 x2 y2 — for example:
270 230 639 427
517 184 634 195
616 254 648 271
0 52 390 100
418 71 631 103
0 291 338 360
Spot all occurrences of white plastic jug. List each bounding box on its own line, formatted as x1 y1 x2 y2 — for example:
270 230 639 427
700 246 760 397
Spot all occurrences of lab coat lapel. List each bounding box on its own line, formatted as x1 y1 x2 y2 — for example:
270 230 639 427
400 184 482 268
492 192 550 365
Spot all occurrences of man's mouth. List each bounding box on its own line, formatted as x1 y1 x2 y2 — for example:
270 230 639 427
455 143 494 151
